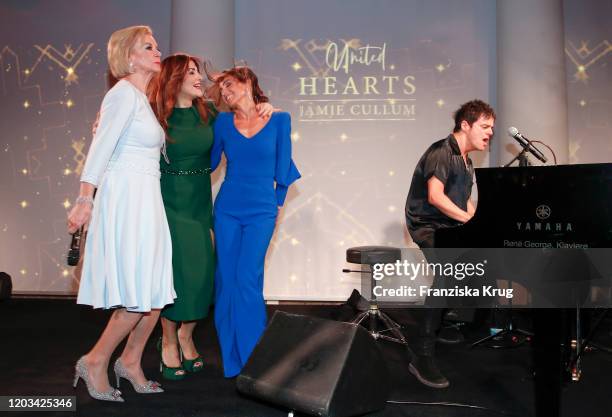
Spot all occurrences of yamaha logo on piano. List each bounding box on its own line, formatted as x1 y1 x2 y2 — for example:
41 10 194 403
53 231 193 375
535 205 551 220
515 204 573 232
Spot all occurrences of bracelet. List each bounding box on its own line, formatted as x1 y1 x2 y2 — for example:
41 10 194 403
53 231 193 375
75 196 94 206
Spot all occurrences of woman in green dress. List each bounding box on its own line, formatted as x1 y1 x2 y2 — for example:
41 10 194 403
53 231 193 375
148 54 274 379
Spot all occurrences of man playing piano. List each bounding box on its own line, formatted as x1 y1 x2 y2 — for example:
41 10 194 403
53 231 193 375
404 99 495 388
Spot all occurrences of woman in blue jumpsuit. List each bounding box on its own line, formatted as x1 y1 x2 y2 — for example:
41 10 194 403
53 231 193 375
210 67 300 377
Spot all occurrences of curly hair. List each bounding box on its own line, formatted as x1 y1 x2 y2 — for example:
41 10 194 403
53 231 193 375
453 99 496 132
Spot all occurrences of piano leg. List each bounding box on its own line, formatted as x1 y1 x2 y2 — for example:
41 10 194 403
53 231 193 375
532 308 567 417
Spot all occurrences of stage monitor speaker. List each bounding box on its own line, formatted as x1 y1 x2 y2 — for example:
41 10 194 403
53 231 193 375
237 311 390 417
0 272 12 301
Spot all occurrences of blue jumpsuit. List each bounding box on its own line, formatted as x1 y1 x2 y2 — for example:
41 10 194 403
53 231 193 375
211 111 300 377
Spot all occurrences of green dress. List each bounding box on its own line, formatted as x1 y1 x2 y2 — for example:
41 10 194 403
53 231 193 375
160 106 216 321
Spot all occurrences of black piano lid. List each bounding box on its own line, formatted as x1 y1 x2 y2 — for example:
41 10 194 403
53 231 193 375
436 163 612 248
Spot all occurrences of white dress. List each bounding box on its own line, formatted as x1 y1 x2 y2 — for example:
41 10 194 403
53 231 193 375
77 79 175 312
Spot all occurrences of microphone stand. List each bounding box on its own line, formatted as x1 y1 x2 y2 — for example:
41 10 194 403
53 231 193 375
504 147 531 167
470 283 534 349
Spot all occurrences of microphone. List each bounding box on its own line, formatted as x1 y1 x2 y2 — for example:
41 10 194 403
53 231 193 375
507 127 548 163
67 226 84 266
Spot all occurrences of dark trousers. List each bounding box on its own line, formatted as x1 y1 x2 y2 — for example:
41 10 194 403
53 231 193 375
409 226 444 355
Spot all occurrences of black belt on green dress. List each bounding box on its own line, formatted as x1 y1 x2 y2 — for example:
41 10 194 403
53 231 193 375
160 167 212 175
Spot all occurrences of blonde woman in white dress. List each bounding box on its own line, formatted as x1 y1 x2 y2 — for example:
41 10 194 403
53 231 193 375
67 25 175 402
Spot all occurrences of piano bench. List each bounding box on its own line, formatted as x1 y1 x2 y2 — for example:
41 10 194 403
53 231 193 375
345 246 408 347
346 246 401 265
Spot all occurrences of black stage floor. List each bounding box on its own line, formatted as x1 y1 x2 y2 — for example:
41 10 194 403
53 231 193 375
1 299 611 417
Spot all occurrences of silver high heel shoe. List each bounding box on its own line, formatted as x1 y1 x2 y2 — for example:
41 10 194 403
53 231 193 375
73 357 124 402
113 358 164 394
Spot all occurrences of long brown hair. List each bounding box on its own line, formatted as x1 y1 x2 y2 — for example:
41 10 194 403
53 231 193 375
214 66 269 107
148 53 210 135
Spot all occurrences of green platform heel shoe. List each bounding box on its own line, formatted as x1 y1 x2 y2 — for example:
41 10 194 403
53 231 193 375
178 337 204 373
182 354 204 373
157 337 186 380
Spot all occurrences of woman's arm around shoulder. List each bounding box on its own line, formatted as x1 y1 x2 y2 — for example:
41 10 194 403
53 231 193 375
211 112 233 171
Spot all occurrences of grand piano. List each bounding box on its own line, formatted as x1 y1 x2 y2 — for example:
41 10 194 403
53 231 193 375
435 163 612 417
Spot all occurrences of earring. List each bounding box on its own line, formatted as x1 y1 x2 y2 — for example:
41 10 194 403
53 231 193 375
128 61 135 74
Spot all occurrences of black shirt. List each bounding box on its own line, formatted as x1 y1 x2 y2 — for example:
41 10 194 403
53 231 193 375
405 134 474 234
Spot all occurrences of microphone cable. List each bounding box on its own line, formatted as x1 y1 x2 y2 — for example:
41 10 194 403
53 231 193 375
529 140 557 165
386 399 521 416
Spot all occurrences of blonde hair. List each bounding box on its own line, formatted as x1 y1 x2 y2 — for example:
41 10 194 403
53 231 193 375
107 25 153 79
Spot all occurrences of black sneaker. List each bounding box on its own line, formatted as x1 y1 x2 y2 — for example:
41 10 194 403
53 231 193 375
408 355 450 388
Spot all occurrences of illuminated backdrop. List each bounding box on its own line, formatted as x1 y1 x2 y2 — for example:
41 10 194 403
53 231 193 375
0 0 610 299
234 0 495 300
0 0 171 294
